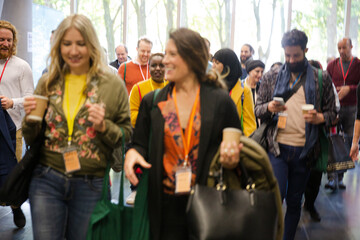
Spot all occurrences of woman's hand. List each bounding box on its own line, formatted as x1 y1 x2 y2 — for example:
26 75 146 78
124 148 152 186
86 103 106 132
23 96 37 121
219 141 243 169
349 143 359 162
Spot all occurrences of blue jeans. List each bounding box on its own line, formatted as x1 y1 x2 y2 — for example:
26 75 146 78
29 165 103 240
268 144 310 240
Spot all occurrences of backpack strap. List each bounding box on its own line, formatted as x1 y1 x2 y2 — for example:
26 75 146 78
240 81 244 131
137 83 142 102
318 69 323 107
123 63 127 84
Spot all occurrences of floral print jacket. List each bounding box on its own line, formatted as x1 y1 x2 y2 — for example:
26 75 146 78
22 72 131 177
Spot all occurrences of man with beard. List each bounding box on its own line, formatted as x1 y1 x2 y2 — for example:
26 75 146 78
255 29 336 240
326 38 360 190
0 20 34 228
240 43 255 79
118 37 152 94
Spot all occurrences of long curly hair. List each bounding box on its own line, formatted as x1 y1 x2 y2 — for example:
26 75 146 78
43 14 108 95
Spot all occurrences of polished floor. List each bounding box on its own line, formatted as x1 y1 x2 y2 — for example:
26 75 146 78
0 165 359 240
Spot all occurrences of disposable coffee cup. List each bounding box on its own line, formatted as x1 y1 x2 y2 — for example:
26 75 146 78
27 95 48 122
302 104 314 114
222 127 242 145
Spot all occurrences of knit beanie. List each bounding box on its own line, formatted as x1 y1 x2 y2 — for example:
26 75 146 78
246 60 265 74
213 48 242 91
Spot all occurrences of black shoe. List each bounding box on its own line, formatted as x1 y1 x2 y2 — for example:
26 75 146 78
338 180 346 189
12 207 26 228
325 180 336 190
304 205 321 222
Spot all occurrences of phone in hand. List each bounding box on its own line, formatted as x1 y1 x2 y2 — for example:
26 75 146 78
273 97 285 106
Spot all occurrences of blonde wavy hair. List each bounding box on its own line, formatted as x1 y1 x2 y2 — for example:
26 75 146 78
0 20 18 56
44 14 107 95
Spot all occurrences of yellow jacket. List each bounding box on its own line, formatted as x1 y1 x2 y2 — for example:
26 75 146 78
230 80 256 136
129 77 168 127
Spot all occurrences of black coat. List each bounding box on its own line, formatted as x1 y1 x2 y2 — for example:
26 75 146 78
0 105 17 185
132 82 241 239
109 59 120 70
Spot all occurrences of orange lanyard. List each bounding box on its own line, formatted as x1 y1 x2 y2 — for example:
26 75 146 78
173 86 200 166
339 57 354 85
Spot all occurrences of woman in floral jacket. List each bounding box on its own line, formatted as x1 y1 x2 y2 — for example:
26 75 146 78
22 14 131 240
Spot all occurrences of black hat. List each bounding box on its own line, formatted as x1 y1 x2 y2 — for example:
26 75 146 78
246 60 265 74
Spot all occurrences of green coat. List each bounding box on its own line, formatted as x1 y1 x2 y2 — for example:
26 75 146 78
22 71 131 177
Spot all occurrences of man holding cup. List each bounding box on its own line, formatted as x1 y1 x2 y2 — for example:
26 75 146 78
255 29 336 240
0 20 34 228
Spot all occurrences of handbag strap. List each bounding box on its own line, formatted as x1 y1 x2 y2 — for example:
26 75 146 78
123 63 127 84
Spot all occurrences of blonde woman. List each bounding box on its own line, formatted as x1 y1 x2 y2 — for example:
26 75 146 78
23 14 131 240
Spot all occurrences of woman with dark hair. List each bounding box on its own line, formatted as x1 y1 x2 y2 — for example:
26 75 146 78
124 28 242 240
244 60 265 105
212 48 256 136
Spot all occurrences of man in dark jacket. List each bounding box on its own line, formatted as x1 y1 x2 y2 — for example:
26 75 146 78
109 44 130 70
255 29 336 240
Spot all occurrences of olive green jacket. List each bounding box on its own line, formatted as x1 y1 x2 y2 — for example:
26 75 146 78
22 71 131 177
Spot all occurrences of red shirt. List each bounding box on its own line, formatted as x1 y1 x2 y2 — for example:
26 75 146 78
118 60 150 95
327 57 360 106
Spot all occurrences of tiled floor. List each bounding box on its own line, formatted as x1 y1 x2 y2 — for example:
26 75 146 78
0 165 359 240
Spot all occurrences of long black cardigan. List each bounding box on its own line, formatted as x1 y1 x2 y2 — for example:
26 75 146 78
132 82 241 239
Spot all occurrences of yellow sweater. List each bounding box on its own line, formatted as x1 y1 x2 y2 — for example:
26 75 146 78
230 80 256 136
129 77 168 127
62 74 87 122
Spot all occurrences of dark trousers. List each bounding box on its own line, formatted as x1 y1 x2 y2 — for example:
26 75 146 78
268 144 310 240
160 193 189 240
304 169 323 208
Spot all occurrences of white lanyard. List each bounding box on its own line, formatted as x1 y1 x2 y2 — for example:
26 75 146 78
138 63 149 81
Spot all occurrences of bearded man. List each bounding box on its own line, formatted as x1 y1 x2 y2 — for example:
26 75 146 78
0 20 34 228
255 29 336 240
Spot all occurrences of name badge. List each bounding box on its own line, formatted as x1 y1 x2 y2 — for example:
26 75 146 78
62 146 81 173
175 165 192 194
277 112 288 129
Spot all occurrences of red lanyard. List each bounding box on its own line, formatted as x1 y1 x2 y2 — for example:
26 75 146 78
0 59 9 83
339 57 354 85
173 86 200 165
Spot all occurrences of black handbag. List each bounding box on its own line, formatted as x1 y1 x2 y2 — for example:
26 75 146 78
186 165 278 240
327 133 355 172
0 117 47 206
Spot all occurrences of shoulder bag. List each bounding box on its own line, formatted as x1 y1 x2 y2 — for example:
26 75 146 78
0 115 47 206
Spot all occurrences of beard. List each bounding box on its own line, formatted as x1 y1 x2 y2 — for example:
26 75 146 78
286 59 306 73
0 46 13 59
240 56 253 64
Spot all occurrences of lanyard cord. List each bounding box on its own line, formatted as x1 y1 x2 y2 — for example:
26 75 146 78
290 72 302 89
0 58 9 83
138 62 149 81
172 86 200 166
339 57 354 85
65 79 86 144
